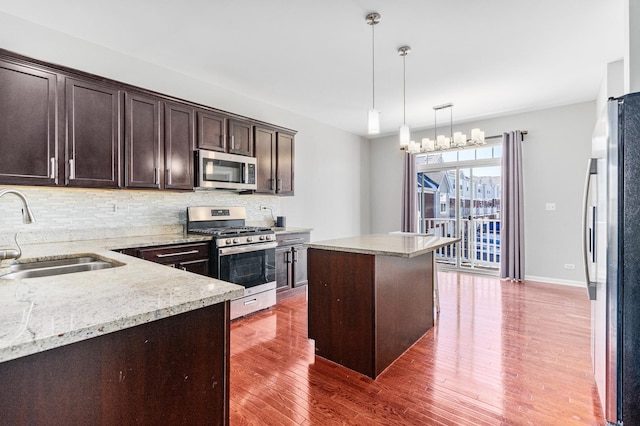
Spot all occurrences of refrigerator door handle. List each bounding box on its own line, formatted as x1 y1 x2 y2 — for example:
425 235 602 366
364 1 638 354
582 157 597 300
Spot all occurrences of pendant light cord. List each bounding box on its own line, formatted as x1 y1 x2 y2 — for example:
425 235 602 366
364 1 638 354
402 53 406 125
371 23 375 110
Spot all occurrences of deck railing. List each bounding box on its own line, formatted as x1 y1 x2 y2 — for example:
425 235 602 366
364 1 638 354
421 217 501 270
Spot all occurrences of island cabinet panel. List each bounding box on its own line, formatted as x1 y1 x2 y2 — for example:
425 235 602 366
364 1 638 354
0 59 58 185
65 77 122 188
307 248 434 379
308 249 376 376
164 102 195 190
125 92 162 189
0 301 230 425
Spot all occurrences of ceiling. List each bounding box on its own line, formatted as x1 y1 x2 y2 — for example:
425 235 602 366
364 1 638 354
0 0 624 137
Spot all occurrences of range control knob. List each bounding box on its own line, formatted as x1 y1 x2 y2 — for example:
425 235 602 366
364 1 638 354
247 237 253 242
259 235 265 241
233 238 239 244
225 239 232 245
265 235 272 240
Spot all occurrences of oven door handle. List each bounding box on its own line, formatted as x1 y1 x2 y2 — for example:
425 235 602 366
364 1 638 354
218 241 277 255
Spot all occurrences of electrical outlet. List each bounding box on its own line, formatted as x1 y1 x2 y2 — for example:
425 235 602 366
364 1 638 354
564 264 575 270
546 203 556 211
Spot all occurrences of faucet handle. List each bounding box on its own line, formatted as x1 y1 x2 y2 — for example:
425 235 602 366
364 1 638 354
0 248 20 261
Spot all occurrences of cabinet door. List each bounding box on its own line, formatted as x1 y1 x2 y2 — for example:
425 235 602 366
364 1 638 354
228 118 253 156
197 110 226 152
66 78 122 188
125 93 161 189
0 60 58 185
292 245 308 287
179 259 209 276
164 102 194 190
276 132 295 195
254 126 276 194
275 246 291 291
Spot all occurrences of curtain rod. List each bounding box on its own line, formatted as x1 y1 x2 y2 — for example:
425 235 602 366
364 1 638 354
485 130 528 141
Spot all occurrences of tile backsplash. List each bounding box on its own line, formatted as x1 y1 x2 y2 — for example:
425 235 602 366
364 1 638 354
0 186 281 244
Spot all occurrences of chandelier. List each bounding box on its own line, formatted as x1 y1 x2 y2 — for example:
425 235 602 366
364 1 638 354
402 103 485 154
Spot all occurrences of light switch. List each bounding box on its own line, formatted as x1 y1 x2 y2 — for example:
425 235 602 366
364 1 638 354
545 203 556 211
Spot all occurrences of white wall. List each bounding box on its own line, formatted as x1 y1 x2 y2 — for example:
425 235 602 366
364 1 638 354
0 12 368 242
369 102 596 285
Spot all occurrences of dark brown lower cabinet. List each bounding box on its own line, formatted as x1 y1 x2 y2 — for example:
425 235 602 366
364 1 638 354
275 232 310 300
123 242 210 276
0 301 230 425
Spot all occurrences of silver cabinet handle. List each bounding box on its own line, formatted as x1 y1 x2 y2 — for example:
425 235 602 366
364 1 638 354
293 248 298 263
230 135 235 149
154 168 159 185
69 158 76 180
277 178 282 192
50 157 56 179
166 169 172 185
270 178 275 191
156 249 200 258
244 299 257 306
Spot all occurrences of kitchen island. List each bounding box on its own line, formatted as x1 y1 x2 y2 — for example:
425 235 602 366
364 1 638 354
306 234 458 379
0 233 243 425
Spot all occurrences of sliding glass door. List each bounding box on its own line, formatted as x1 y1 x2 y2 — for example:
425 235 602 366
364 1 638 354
417 145 502 272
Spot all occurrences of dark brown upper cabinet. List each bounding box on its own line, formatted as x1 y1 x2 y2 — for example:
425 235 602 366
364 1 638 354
65 77 122 188
164 102 194 190
254 126 276 193
125 92 162 189
228 118 253 157
276 132 295 196
0 59 58 186
254 127 295 196
196 110 227 152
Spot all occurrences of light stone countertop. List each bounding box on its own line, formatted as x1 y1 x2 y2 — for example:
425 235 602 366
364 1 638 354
0 233 243 363
305 234 460 258
273 227 313 235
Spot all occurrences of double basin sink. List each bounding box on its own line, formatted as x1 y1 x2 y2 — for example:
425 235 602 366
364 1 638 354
0 256 121 280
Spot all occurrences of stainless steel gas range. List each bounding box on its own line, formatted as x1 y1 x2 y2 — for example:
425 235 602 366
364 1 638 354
187 206 276 319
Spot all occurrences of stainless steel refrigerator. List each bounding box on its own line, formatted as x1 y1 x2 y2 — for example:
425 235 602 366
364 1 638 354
584 92 640 425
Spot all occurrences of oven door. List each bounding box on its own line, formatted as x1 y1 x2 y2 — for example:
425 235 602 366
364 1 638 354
216 241 277 295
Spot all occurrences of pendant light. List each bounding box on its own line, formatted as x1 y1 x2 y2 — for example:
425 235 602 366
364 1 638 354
365 12 381 135
398 46 411 148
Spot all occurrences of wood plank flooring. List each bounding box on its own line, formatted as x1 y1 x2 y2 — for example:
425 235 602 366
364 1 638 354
229 271 604 425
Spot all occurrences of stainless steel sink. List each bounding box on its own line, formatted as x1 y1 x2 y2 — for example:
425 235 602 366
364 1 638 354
0 256 121 280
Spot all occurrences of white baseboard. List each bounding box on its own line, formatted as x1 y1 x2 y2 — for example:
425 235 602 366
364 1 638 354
525 275 586 287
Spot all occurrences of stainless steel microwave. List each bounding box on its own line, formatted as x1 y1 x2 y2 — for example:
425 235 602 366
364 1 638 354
195 150 257 190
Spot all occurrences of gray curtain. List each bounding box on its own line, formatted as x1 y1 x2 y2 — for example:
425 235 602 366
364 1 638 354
500 131 525 281
401 152 417 232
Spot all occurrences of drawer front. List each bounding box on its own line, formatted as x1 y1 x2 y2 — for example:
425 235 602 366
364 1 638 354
136 243 210 265
276 233 310 247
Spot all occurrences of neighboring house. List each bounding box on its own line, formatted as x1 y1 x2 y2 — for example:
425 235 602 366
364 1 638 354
418 168 501 221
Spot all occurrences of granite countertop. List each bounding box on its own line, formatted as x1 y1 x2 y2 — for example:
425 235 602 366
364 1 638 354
273 227 313 235
305 234 460 258
0 233 243 363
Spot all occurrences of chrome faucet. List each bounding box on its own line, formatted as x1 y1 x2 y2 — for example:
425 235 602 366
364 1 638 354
0 189 36 261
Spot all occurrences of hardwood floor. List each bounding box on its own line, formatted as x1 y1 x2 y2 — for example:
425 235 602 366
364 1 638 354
229 272 604 425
